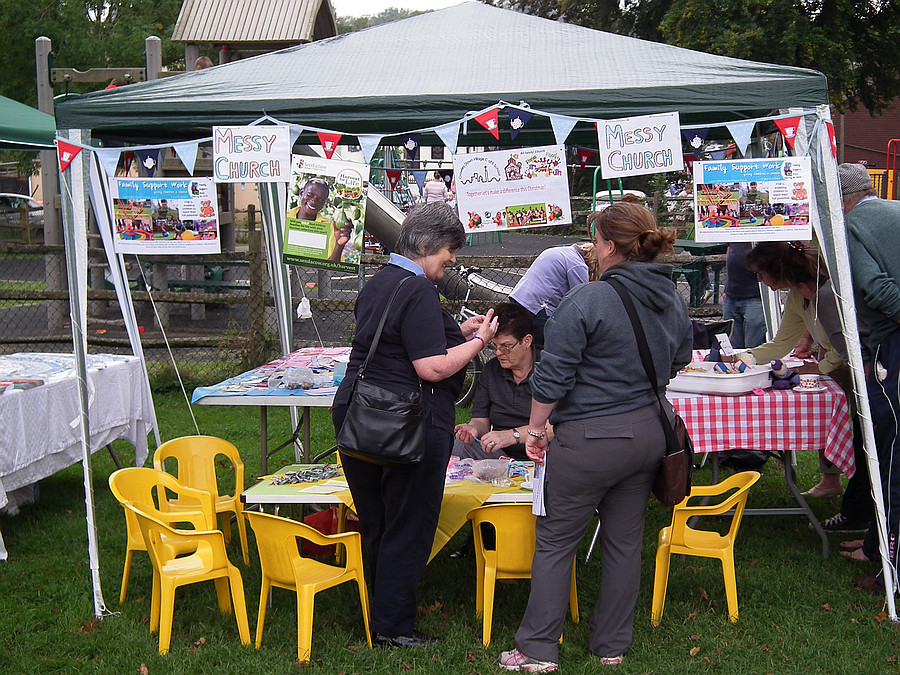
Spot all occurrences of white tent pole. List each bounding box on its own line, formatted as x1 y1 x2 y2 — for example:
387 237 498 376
257 182 301 457
87 151 160 450
59 128 108 618
799 107 896 619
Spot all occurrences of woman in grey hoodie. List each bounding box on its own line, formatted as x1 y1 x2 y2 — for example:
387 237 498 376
500 202 692 672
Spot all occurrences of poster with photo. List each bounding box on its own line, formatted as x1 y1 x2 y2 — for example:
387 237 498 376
453 144 570 233
109 177 220 254
693 157 813 242
283 155 369 272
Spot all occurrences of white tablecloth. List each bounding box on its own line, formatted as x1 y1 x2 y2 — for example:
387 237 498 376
0 353 152 511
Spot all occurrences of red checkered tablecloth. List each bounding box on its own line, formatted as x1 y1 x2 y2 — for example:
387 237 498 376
668 377 855 477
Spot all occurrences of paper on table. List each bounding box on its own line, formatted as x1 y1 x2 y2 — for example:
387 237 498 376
293 479 349 494
532 460 546 516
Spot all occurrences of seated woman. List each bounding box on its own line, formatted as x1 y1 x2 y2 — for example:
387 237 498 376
738 242 871 535
454 303 544 462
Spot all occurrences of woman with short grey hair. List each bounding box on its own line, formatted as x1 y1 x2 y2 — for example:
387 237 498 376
333 202 497 648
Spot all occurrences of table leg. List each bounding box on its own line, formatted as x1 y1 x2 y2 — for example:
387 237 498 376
302 407 311 463
260 407 268 475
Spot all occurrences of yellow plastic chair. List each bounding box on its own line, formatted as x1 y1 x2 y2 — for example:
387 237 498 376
468 503 579 647
153 435 250 565
651 471 761 625
108 467 215 603
244 510 372 662
125 502 251 654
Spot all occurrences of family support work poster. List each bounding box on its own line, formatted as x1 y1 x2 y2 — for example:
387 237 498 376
693 157 813 243
453 144 571 233
109 177 221 254
282 155 370 272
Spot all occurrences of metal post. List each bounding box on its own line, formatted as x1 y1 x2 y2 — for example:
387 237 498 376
145 36 161 80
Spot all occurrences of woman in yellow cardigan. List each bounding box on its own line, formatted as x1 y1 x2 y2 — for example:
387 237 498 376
737 241 848 498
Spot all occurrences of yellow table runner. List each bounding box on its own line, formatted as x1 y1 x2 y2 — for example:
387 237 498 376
335 478 524 563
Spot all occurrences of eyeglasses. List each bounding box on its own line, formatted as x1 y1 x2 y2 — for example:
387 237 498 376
489 340 520 354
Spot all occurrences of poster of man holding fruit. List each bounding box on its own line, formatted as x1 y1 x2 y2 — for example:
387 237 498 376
282 155 369 271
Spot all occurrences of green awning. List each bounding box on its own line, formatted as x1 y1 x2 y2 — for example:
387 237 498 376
0 95 56 150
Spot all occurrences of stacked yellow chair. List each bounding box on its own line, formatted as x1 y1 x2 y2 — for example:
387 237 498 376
108 467 215 602
651 471 761 625
244 510 372 663
125 502 251 654
467 503 579 646
153 435 250 565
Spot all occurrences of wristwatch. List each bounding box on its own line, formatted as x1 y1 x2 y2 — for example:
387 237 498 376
512 428 521 442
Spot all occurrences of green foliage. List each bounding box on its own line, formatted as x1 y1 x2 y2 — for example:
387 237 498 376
0 0 184 105
336 7 430 34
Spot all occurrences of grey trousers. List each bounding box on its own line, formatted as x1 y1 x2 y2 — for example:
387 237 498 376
515 404 665 662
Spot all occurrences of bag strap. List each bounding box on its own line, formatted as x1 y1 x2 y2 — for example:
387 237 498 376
357 274 415 382
606 276 680 455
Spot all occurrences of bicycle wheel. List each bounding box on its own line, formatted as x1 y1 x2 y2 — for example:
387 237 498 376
456 353 484 407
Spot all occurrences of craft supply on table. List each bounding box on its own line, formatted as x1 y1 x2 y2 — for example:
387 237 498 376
269 465 342 485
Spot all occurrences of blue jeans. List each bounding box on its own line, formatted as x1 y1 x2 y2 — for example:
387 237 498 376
723 295 766 349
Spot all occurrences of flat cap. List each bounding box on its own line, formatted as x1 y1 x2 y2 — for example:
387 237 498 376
838 163 874 195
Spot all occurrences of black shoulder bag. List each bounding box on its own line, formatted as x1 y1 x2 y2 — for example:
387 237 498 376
607 276 693 506
336 276 426 465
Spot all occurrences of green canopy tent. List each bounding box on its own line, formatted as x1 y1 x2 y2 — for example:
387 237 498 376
55 1 827 145
0 95 55 150
51 1 897 617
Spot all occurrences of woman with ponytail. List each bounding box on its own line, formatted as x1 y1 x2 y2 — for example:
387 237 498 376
499 202 692 672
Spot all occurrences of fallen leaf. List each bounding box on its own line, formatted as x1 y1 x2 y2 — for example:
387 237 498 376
703 656 712 664
400 664 414 670
875 611 888 623
887 655 897 663
822 603 832 612
440 612 450 620
685 565 703 571
685 611 699 621
689 646 700 656
139 664 149 675
466 653 476 662
699 587 710 602
690 634 700 640
78 618 101 635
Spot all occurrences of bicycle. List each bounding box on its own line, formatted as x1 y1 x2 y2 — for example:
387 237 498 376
451 265 514 406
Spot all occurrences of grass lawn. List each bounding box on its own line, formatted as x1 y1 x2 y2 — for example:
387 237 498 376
1 390 898 673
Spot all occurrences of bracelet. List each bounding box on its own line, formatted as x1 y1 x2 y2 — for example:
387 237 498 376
526 428 545 439
471 335 485 349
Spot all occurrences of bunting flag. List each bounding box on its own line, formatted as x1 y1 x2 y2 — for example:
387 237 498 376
135 149 161 177
725 120 756 157
411 170 428 195
357 134 383 164
317 131 342 159
57 140 82 172
774 116 802 151
434 121 460 154
172 140 199 175
682 128 708 152
401 133 421 160
289 124 304 148
474 108 500 140
825 121 837 157
576 148 595 171
386 169 402 190
683 154 697 173
710 149 727 161
95 148 122 177
548 113 578 145
507 108 534 141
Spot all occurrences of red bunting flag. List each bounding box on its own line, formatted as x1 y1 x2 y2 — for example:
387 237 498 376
57 141 82 172
577 149 595 171
774 116 802 151
474 108 500 140
683 154 697 174
317 132 342 159
825 121 837 157
386 169 402 190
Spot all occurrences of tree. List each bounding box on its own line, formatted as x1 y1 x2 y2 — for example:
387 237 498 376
0 0 184 107
336 7 430 34
488 0 900 114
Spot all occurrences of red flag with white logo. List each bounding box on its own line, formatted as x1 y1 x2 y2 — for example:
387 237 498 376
57 141 82 172
825 121 837 157
317 132 342 159
386 169 402 190
474 108 500 140
774 116 802 151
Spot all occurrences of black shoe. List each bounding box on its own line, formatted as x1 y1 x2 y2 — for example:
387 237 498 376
449 535 475 559
374 629 441 648
814 513 870 532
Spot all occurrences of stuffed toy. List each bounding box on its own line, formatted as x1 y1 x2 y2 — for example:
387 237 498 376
770 359 800 389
